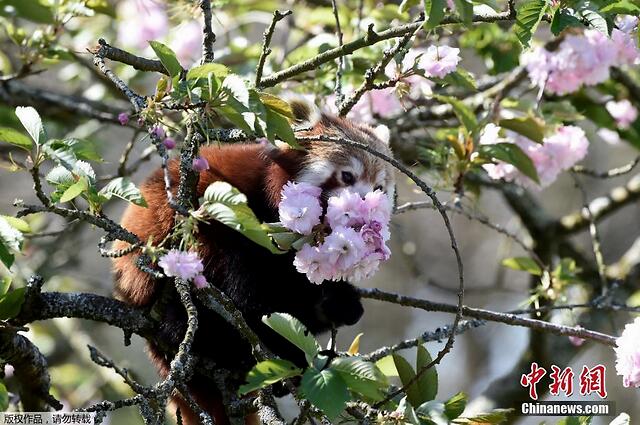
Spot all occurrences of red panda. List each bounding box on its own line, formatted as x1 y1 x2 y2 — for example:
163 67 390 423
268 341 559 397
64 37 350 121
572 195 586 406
111 99 395 425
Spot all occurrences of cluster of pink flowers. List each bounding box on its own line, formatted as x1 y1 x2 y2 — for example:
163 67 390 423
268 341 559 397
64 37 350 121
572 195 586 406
278 182 392 283
524 25 639 95
332 45 460 123
614 317 640 388
158 249 207 288
480 123 589 189
117 0 203 65
605 99 638 129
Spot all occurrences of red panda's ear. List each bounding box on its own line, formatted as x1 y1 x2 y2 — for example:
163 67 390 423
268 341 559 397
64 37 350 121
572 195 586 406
285 96 322 128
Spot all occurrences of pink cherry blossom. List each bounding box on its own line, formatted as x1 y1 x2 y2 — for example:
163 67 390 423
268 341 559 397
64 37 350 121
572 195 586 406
361 190 392 225
321 226 367 274
421 45 461 78
344 251 384 282
481 125 589 189
158 249 204 281
293 244 334 284
192 156 210 172
117 0 169 50
615 317 640 388
193 274 208 289
325 190 366 229
617 15 638 33
606 99 638 129
279 182 322 235
348 88 404 123
597 128 622 145
170 21 203 65
611 29 640 66
118 112 129 126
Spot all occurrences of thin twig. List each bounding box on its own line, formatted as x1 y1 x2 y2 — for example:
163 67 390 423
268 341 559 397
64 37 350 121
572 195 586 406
255 10 292 87
331 0 345 106
572 156 640 178
200 0 216 63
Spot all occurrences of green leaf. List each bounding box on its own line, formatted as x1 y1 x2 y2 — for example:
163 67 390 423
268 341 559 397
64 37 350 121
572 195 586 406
453 408 512 424
265 108 298 148
15 106 45 145
416 400 449 425
0 276 11 296
444 392 468 420
478 142 540 183
0 242 13 269
1 216 30 233
149 41 183 77
42 140 77 170
0 287 25 320
0 381 7 411
434 95 478 133
300 367 350 420
262 313 320 363
49 138 102 162
579 5 608 34
551 8 583 35
601 1 640 15
238 359 302 395
501 257 542 275
330 356 389 401
0 126 32 150
0 216 23 253
556 417 593 425
375 355 399 376
187 63 229 81
393 354 422 407
454 0 474 26
514 0 547 48
416 345 438 403
198 182 283 253
441 68 477 91
259 93 295 119
0 0 55 23
99 177 147 207
498 116 546 143
399 0 420 13
222 74 250 109
59 177 88 203
423 0 447 30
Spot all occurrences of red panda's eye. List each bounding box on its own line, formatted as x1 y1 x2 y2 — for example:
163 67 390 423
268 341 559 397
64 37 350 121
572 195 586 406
341 171 355 185
374 185 383 192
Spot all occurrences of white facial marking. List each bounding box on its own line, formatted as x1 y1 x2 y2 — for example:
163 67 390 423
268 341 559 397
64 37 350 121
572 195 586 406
297 159 334 186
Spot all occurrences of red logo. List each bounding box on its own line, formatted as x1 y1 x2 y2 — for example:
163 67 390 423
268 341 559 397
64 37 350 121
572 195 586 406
521 363 607 399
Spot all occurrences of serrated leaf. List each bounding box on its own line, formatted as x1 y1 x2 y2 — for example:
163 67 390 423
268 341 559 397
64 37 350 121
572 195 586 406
0 126 32 150
601 1 640 15
59 177 88 203
416 345 438 403
258 93 295 119
423 0 447 30
393 354 422 407
478 142 540 183
198 182 283 253
300 367 350 420
99 177 147 207
551 8 583 35
262 313 320 363
49 138 102 162
499 116 545 143
397 396 421 425
435 95 478 133
444 392 468 420
15 106 45 145
149 41 183 77
514 0 547 48
0 287 25 320
579 5 608 34
0 381 8 411
42 140 77 170
46 166 74 186
501 257 542 275
330 356 389 401
238 359 301 395
0 242 13 269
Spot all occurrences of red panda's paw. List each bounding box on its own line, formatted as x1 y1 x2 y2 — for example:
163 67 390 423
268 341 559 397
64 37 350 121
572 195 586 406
318 281 364 327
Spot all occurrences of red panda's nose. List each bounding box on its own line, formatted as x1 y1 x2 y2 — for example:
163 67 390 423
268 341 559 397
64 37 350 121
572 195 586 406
353 182 374 199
